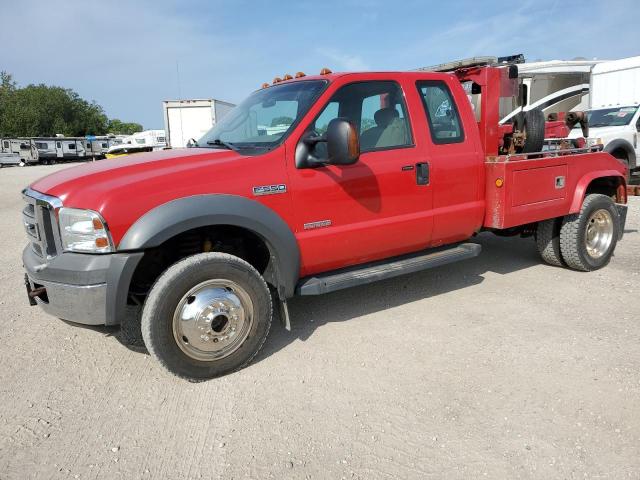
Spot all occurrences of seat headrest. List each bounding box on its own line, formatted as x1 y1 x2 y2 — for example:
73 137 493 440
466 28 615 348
374 107 399 128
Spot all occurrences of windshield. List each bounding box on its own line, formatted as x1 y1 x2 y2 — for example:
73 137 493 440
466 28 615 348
574 106 639 128
198 80 327 153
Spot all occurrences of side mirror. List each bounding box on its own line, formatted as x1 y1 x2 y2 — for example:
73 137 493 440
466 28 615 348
326 118 360 165
295 118 360 169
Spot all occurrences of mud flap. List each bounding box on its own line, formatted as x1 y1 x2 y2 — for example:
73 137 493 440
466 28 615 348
616 204 628 240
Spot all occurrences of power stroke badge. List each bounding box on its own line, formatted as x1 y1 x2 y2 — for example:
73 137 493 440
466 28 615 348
252 184 287 196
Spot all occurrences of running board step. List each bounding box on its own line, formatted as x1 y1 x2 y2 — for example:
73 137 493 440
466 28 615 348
296 243 481 296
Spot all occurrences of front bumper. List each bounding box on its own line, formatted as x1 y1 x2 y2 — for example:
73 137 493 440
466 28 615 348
23 245 143 326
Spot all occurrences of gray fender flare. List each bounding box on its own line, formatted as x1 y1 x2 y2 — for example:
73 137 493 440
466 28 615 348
604 139 636 169
118 194 300 298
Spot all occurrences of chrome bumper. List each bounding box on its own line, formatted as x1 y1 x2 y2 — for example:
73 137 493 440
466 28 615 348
25 274 107 325
23 245 143 326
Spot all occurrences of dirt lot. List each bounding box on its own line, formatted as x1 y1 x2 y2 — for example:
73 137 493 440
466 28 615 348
0 163 639 479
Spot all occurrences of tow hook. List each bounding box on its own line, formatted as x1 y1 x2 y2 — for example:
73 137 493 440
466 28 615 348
24 274 38 306
28 287 46 298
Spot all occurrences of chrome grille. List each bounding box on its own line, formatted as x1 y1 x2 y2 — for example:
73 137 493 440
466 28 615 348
22 188 63 259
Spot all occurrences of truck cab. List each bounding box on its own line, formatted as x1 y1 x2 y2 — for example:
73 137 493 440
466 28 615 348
22 65 627 380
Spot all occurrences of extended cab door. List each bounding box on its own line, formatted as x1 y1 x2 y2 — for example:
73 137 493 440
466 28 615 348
413 77 485 245
286 77 434 276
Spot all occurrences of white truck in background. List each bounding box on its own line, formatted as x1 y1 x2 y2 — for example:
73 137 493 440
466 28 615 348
162 99 235 148
569 56 640 173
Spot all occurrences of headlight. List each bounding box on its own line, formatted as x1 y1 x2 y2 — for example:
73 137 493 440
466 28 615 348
58 208 114 253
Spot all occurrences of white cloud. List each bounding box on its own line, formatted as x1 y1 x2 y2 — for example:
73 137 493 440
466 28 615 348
315 48 370 71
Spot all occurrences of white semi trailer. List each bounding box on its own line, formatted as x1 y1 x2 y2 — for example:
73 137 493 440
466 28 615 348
162 99 235 148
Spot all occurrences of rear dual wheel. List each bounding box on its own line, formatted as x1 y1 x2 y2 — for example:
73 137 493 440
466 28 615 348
141 253 272 381
559 194 620 271
536 194 620 271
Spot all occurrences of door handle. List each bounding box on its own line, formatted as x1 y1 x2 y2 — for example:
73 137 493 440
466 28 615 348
416 162 429 185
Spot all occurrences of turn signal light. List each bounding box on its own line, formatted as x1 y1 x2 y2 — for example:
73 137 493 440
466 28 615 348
95 237 109 248
495 178 504 188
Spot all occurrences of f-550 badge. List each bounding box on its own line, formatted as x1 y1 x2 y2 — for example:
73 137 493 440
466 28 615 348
252 184 287 196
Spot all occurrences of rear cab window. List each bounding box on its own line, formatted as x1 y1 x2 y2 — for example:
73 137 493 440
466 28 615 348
416 80 464 144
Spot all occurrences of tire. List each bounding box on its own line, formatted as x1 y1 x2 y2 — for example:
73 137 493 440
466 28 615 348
141 253 272 380
513 109 545 153
559 194 620 272
535 218 563 266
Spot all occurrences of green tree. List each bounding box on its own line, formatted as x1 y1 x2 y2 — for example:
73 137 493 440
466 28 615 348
270 116 294 127
108 119 143 135
0 72 141 137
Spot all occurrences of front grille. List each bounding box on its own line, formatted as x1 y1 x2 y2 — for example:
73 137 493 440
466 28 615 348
22 189 62 259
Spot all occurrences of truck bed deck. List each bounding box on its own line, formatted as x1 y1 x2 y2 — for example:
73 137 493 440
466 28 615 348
483 149 625 229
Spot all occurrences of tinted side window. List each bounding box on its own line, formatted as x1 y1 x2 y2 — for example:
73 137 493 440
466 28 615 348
417 81 464 144
309 81 412 158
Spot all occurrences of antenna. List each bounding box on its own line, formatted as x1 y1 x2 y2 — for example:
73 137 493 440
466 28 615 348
176 61 185 147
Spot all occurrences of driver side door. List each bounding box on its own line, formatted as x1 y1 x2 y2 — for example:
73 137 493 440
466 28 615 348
285 78 434 276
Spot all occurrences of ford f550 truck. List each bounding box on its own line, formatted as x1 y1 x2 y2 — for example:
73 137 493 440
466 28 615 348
22 61 628 380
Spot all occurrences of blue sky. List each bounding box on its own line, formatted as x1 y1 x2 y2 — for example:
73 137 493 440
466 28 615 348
2 0 637 129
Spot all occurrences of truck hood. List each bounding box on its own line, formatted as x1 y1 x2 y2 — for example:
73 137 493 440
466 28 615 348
568 125 631 139
31 148 246 205
28 147 281 245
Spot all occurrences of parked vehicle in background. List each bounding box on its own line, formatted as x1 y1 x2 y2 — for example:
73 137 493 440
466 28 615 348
0 138 39 165
0 152 22 167
85 136 113 158
163 99 235 148
123 129 167 149
33 137 87 163
22 61 627 380
33 139 63 164
568 56 640 173
501 59 602 124
105 144 153 158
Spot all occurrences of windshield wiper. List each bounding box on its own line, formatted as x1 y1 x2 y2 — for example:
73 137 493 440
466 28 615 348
206 139 236 150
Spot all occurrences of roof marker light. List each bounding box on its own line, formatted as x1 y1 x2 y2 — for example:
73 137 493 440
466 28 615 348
272 77 282 84
283 74 293 81
320 67 332 75
261 82 270 89
295 72 306 78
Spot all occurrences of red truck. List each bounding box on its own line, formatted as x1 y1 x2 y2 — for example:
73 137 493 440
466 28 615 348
22 60 628 380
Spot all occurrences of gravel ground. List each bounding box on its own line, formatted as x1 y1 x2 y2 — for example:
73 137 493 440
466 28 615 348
0 163 639 480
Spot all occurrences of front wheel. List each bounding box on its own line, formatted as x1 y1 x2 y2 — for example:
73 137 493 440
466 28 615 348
141 253 272 380
559 194 620 271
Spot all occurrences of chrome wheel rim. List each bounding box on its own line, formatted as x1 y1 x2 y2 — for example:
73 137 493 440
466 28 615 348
172 279 253 362
584 209 614 259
